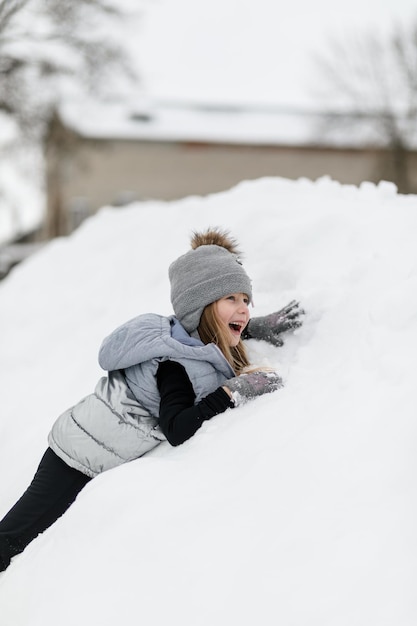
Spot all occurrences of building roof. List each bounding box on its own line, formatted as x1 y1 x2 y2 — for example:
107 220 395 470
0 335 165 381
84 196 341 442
61 100 415 150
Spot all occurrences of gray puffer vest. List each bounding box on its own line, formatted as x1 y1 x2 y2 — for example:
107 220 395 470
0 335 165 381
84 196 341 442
48 314 234 477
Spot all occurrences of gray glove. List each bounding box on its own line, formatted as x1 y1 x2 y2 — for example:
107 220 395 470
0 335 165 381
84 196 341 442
225 371 283 406
244 300 304 347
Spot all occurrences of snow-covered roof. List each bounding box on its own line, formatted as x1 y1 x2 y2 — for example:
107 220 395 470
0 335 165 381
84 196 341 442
61 100 414 150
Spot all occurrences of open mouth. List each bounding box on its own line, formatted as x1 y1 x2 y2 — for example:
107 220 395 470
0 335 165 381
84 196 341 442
229 322 244 335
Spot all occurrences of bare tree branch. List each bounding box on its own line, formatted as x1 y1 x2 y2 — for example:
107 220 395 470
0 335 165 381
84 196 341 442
314 21 417 192
0 0 139 141
0 0 30 35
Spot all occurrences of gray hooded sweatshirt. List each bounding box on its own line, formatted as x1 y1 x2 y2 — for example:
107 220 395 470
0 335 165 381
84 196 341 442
48 314 234 477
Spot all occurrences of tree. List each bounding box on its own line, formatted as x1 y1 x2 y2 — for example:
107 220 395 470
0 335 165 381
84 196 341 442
0 0 139 237
315 21 417 193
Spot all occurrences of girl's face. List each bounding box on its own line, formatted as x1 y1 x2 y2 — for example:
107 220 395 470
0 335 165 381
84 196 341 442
215 293 250 347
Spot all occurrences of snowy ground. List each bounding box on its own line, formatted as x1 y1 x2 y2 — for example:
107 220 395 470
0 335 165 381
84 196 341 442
0 140 44 246
0 176 416 625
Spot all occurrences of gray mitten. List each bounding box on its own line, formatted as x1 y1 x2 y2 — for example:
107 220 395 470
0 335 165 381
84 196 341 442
225 371 283 406
244 300 304 347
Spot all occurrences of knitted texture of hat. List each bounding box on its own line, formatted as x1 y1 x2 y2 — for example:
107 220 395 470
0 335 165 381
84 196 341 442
169 228 253 334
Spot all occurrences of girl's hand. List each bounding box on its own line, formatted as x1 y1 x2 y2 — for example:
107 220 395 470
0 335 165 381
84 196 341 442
244 300 304 347
223 371 283 406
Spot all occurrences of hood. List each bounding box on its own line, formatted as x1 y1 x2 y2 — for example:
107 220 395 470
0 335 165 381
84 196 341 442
98 313 234 378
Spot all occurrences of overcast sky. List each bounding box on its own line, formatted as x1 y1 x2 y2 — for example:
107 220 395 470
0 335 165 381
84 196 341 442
134 0 417 107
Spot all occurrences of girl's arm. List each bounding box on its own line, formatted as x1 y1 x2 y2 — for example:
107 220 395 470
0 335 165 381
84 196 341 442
156 360 233 447
242 300 304 346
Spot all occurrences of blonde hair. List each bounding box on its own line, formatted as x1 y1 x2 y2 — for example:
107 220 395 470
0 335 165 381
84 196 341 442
198 302 250 375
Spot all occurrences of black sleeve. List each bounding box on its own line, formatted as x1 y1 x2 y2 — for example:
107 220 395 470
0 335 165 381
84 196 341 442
156 360 233 447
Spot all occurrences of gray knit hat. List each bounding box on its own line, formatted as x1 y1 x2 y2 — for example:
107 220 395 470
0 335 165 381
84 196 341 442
169 228 253 334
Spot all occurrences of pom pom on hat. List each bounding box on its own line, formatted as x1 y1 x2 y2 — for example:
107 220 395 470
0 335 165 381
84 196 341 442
169 227 253 334
190 228 241 253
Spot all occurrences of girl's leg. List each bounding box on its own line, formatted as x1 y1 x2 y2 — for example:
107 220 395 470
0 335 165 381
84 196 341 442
0 448 91 572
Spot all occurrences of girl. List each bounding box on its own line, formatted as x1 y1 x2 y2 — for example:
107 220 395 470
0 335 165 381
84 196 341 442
0 228 303 572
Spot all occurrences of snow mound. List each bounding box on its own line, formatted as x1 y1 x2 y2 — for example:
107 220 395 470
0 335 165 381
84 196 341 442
0 176 416 625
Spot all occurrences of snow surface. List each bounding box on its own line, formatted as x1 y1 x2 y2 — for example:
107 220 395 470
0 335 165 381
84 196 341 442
0 154 44 245
0 176 416 625
0 118 44 245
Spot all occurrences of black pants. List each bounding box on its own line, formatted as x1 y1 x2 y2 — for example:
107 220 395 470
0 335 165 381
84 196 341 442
0 448 91 571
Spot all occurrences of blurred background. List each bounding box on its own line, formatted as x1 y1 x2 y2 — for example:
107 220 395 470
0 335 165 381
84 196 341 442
0 0 416 276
